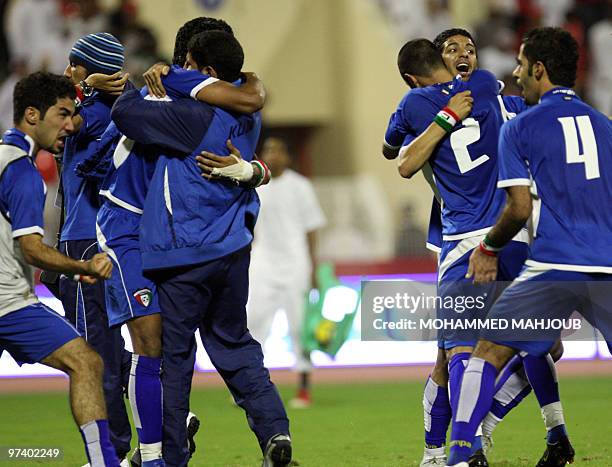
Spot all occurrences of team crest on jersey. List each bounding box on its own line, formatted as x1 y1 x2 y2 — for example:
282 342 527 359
133 289 152 307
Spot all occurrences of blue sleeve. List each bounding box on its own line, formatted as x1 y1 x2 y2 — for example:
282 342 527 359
401 92 440 134
0 158 45 237
384 94 413 148
74 121 122 182
502 95 529 116
466 69 499 99
497 119 531 188
386 92 440 148
78 99 112 139
162 65 215 100
111 89 213 154
401 132 417 149
384 111 408 149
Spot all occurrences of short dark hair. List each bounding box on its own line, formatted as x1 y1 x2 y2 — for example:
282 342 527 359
188 30 244 82
397 39 445 85
172 17 233 66
522 27 578 88
13 72 76 124
433 28 476 52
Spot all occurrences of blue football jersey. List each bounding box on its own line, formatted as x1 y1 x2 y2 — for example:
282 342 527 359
110 86 261 271
391 69 505 239
61 94 112 240
501 94 529 117
101 68 213 213
498 87 612 271
0 130 45 237
424 93 530 251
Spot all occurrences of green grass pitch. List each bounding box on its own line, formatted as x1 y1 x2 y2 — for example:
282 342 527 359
0 375 609 466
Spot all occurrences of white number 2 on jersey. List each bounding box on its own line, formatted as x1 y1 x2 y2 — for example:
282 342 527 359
450 118 490 174
558 115 600 180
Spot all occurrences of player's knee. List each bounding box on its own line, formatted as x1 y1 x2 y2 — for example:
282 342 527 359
435 347 448 366
71 344 104 379
129 316 162 357
132 334 162 358
88 351 104 379
473 340 515 370
550 340 564 362
431 350 449 384
446 345 473 360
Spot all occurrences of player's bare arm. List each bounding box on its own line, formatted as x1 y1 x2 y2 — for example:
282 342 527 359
143 61 266 112
197 72 265 113
196 139 270 187
18 233 112 283
398 90 473 178
467 185 532 283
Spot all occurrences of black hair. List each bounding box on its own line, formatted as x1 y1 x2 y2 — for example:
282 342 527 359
522 27 578 88
13 72 76 124
172 17 233 66
187 30 244 82
397 39 446 86
433 28 476 52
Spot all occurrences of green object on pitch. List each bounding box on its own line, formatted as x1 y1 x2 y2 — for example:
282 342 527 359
301 263 357 358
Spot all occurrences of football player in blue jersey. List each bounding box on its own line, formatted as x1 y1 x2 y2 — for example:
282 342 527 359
402 29 568 467
434 25 568 449
56 33 133 465
97 18 272 466
93 19 270 467
389 39 527 467
110 30 292 467
1 72 118 467
385 37 570 466
446 27 612 467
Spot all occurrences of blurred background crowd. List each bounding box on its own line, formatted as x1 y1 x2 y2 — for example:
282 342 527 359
0 0 609 266
378 0 611 110
0 0 164 132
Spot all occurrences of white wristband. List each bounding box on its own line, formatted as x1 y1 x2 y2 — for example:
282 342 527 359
210 155 254 182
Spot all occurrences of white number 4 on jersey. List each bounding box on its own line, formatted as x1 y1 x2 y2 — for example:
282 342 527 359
558 115 600 180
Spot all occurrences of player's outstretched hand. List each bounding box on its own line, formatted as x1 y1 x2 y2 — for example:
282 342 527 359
447 90 473 121
86 72 129 96
143 62 170 98
196 140 253 181
83 253 113 283
466 247 497 284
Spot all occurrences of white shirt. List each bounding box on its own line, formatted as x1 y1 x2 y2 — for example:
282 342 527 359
0 145 40 317
250 169 325 286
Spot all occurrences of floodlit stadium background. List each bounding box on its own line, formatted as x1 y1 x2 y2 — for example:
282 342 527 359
0 0 610 379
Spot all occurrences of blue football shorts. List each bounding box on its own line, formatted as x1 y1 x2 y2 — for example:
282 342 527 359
483 267 612 356
437 236 529 349
0 303 81 364
96 203 161 327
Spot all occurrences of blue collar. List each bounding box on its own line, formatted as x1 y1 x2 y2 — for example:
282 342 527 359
1 128 35 157
540 87 579 103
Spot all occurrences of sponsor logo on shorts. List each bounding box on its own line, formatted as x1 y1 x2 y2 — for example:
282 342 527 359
133 288 152 307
